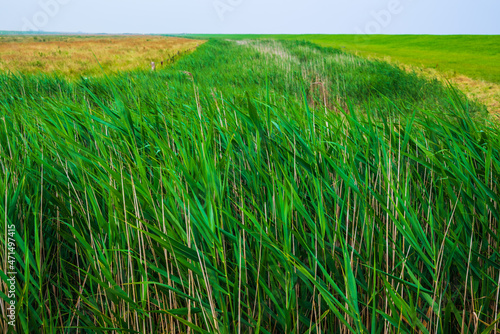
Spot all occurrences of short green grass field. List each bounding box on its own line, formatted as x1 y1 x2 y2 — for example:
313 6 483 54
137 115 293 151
189 34 500 84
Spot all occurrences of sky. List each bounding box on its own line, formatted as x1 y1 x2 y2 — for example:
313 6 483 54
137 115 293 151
0 0 499 35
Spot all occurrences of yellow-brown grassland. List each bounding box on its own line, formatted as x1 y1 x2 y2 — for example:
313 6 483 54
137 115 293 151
0 35 205 78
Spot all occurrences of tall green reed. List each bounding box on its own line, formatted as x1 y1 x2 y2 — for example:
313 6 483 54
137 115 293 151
0 39 498 333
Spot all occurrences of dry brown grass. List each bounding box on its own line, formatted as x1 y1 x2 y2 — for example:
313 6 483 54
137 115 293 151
0 35 205 78
354 52 500 118
411 66 500 118
451 75 500 116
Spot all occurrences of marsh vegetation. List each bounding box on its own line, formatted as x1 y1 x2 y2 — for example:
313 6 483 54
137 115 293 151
1 38 499 333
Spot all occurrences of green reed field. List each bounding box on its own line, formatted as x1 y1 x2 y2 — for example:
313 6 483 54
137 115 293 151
191 35 500 84
1 38 500 333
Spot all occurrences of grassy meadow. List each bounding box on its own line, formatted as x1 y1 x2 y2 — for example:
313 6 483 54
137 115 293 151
191 35 500 83
289 35 500 115
190 34 500 114
0 35 203 78
1 37 500 333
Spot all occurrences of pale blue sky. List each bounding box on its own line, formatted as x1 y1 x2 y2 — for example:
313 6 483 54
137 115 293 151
1 0 499 34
